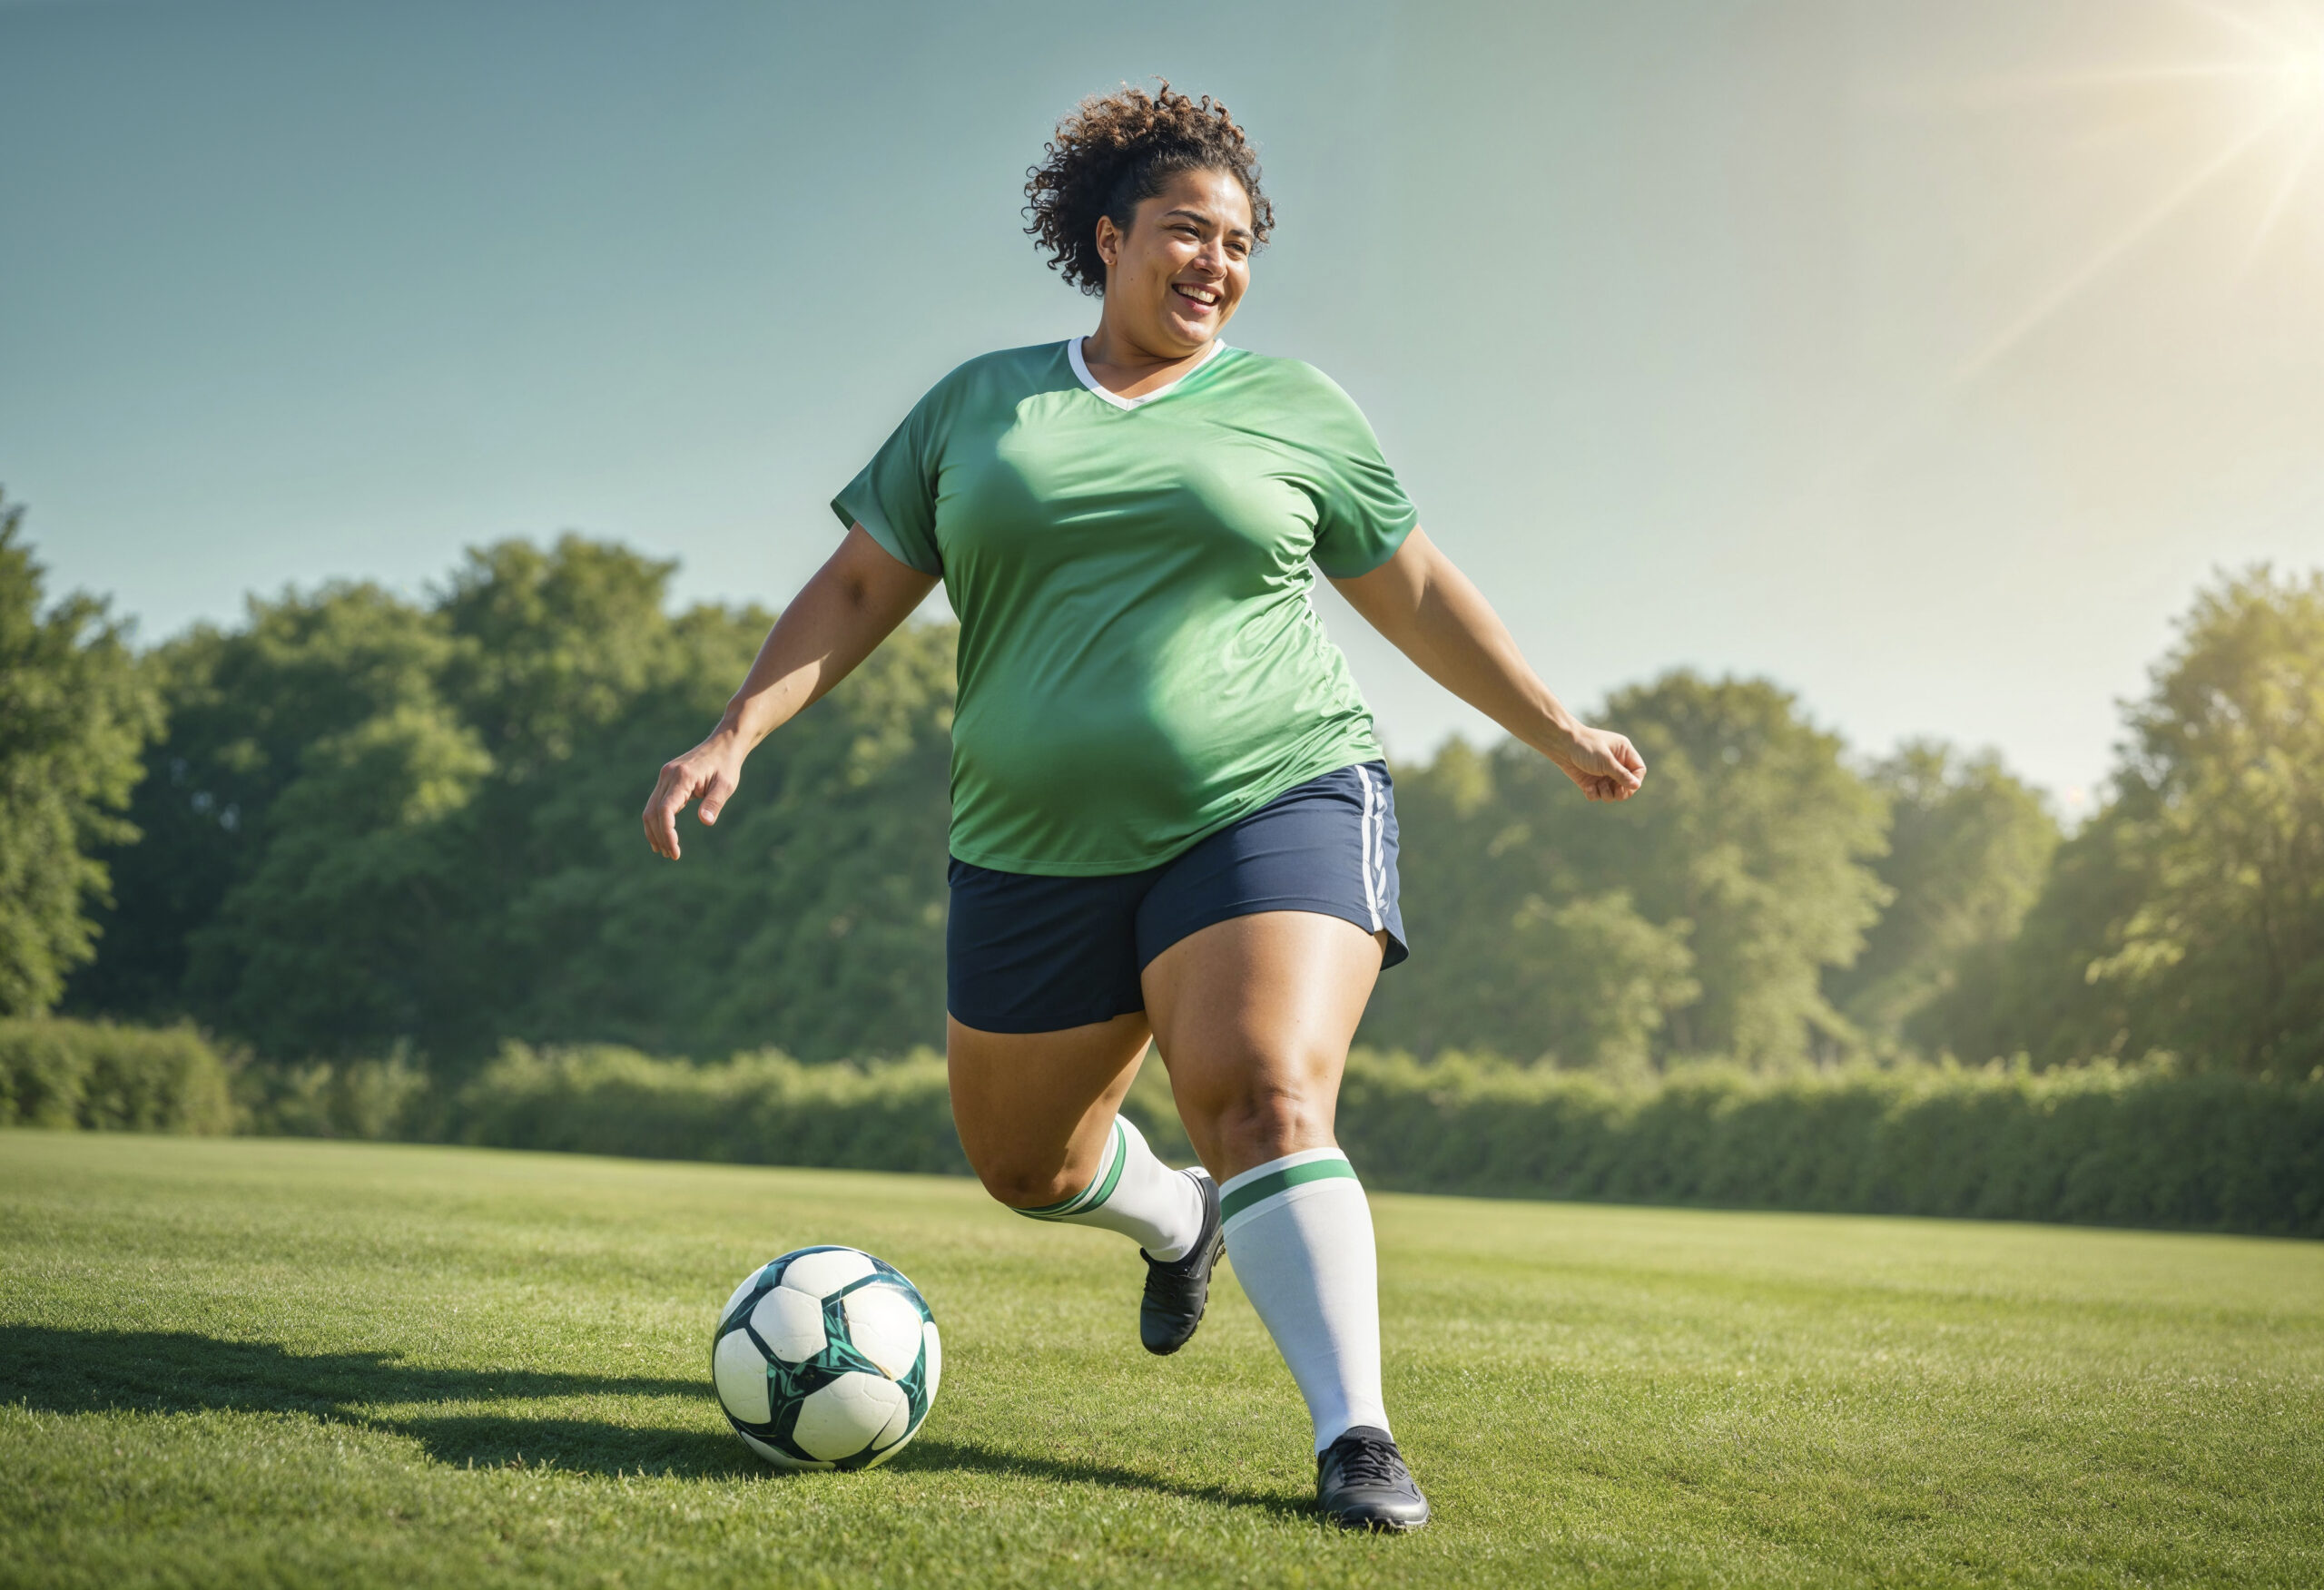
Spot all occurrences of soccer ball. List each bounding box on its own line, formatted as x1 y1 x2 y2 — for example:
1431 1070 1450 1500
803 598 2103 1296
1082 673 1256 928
710 1246 940 1470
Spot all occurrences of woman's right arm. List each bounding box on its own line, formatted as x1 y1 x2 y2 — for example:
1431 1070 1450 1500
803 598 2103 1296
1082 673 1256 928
642 524 939 859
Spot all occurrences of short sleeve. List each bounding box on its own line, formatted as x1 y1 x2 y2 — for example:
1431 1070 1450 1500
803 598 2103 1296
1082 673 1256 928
831 389 944 576
1301 371 1419 579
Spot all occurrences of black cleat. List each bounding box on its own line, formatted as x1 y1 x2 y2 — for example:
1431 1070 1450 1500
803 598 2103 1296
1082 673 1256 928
1138 1169 1223 1356
1315 1426 1430 1532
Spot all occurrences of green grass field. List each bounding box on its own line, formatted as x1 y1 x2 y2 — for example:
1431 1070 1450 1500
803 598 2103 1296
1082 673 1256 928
4 1134 2320 1588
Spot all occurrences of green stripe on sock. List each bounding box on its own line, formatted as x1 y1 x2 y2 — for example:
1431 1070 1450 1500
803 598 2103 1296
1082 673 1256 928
1013 1120 1127 1221
1220 1157 1357 1223
1082 1120 1128 1212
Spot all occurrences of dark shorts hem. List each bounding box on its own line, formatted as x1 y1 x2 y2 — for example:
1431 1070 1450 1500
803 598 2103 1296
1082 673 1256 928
1134 897 1409 975
945 761 1406 1035
947 996 1148 1036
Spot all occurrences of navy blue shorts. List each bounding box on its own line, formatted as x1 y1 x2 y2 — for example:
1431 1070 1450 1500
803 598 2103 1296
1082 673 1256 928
946 761 1408 1034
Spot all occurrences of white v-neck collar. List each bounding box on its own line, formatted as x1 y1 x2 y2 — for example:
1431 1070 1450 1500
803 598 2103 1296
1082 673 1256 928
1066 338 1226 411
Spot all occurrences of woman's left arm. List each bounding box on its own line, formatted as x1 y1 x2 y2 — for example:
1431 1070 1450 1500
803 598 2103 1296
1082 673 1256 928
1330 529 1645 803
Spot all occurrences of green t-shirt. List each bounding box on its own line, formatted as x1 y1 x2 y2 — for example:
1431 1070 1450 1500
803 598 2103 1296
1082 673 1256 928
832 339 1416 876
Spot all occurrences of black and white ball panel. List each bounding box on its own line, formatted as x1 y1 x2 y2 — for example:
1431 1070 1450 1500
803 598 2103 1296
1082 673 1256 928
711 1245 940 1471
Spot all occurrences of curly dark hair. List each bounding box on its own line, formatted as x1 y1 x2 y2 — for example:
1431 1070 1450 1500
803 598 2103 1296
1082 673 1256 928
1024 81 1275 297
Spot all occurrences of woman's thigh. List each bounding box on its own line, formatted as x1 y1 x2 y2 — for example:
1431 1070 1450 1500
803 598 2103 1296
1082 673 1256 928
947 1012 1154 1207
1141 910 1386 1182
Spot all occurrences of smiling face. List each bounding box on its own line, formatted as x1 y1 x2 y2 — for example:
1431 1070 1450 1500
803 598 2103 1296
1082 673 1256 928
1093 165 1255 358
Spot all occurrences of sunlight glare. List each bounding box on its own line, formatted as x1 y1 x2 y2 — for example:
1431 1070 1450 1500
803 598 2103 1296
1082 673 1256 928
1769 0 2324 525
1942 0 2324 371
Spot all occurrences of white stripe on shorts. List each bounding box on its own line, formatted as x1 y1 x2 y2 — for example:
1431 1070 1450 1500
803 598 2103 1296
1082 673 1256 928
1355 766 1384 932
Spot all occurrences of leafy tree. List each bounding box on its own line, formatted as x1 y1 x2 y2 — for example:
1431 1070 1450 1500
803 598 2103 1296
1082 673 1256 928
432 546 956 1066
500 617 955 1063
183 701 495 1062
1825 741 2058 1045
72 534 959 1069
438 535 682 777
1915 802 2148 1065
64 523 2324 1083
0 496 162 1014
1372 673 1887 1068
2107 568 2324 1072
143 544 727 1066
1922 568 2324 1075
1359 739 1697 1071
1582 672 1889 1064
68 584 462 1020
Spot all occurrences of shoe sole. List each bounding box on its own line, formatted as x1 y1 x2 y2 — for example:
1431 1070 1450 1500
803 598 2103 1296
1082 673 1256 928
1324 1509 1429 1533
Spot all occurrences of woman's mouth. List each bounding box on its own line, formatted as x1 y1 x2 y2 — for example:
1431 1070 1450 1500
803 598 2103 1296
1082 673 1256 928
1172 283 1221 313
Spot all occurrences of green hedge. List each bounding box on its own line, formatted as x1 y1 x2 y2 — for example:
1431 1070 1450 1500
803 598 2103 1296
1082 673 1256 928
451 1044 970 1175
0 1018 235 1134
8 1020 2319 1237
448 1043 2322 1237
237 1055 434 1140
1334 1052 2324 1237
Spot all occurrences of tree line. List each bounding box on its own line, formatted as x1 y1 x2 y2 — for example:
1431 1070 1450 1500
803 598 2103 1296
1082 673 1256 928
8 489 2319 1079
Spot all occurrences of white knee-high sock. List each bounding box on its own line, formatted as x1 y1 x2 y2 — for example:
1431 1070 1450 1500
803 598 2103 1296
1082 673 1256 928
1015 1115 1207 1261
1219 1147 1389 1451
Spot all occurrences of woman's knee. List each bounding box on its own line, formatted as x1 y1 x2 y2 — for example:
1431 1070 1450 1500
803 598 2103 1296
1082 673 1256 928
952 1094 1118 1209
1187 1078 1330 1165
945 1013 1148 1211
965 1143 1086 1211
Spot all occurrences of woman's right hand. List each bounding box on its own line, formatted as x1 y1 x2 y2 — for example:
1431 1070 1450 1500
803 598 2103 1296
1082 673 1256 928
642 731 747 859
639 526 939 861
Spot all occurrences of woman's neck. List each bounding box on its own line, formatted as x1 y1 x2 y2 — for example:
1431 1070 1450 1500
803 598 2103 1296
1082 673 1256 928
1080 320 1216 398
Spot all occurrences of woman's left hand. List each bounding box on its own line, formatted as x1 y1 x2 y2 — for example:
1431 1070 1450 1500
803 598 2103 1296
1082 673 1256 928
1550 724 1646 802
1334 531 1649 807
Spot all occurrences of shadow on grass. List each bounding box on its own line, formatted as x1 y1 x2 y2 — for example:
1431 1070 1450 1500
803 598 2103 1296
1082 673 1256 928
0 1326 1308 1513
899 1438 1310 1519
0 1323 754 1477
1 1323 701 1415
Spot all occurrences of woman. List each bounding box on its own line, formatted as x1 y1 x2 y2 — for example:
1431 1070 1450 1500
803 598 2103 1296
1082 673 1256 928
643 83 1644 1531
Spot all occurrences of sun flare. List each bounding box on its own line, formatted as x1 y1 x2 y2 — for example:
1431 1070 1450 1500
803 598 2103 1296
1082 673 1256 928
1774 0 2324 525
1938 0 2324 378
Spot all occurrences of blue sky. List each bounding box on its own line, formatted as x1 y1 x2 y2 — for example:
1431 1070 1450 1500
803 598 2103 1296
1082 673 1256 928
5 0 2322 809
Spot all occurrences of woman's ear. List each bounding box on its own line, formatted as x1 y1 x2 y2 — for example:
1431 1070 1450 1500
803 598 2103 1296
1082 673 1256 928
1095 213 1119 269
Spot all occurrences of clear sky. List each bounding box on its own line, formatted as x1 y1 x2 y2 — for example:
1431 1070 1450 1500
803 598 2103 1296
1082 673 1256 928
5 0 2321 810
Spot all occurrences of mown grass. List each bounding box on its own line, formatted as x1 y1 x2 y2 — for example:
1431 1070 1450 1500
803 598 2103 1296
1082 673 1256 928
3 1132 2320 1588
